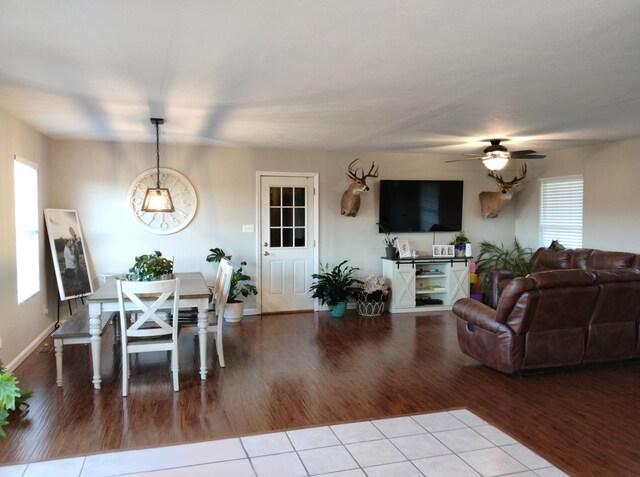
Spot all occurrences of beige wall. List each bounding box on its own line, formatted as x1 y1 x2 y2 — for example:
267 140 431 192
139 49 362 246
48 140 518 316
0 108 51 369
516 136 640 253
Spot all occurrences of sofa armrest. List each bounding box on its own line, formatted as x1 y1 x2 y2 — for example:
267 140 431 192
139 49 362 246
452 299 507 334
487 269 515 308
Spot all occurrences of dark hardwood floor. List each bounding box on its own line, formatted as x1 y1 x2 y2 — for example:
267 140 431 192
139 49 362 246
2 311 639 476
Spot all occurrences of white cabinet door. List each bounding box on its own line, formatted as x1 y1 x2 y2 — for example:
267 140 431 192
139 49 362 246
447 261 470 305
392 263 416 309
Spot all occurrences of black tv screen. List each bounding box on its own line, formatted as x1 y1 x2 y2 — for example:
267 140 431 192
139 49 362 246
379 180 463 233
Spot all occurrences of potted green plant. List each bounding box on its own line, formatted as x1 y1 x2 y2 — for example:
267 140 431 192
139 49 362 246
357 275 389 317
377 222 398 259
309 260 364 317
475 239 535 303
0 360 32 438
206 247 258 323
449 231 471 257
127 251 173 281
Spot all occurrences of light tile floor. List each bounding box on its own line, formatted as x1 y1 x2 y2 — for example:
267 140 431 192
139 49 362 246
0 409 570 477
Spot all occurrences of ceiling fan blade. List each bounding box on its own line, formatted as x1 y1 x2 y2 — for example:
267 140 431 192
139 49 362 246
462 154 484 157
445 158 482 163
513 154 546 159
510 150 536 156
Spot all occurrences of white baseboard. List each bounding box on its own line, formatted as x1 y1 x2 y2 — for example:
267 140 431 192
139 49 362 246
6 323 56 372
244 307 259 316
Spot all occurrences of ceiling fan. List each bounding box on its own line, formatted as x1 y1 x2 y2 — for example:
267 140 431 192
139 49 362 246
446 138 546 171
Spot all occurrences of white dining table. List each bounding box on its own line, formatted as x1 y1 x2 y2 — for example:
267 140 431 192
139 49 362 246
86 272 211 389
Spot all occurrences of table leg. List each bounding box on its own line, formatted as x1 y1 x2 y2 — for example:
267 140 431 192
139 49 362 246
89 304 103 389
198 303 208 380
54 338 63 387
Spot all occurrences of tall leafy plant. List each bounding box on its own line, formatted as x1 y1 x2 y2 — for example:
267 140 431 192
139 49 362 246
309 260 364 308
0 361 32 438
475 239 535 287
206 247 257 303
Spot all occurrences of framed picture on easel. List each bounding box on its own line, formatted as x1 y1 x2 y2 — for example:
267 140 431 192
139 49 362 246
44 209 94 300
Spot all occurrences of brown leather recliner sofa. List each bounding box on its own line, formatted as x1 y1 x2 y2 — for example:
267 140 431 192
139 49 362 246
488 248 640 308
453 248 640 373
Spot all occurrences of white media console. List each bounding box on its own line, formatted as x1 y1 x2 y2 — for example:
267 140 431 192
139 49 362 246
382 257 471 312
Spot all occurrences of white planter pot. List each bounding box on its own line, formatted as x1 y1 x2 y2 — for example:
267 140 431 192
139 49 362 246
223 301 244 324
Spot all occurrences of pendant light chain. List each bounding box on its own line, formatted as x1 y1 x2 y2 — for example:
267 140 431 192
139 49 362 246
155 121 161 188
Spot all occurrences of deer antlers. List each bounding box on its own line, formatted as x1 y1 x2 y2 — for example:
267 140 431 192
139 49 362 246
346 158 379 182
487 163 527 192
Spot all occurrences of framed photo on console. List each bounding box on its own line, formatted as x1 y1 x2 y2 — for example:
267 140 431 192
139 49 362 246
396 239 411 258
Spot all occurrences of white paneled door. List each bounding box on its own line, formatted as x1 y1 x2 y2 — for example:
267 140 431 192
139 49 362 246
260 175 316 313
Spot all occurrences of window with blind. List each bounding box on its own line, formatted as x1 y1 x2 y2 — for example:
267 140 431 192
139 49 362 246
539 175 584 249
14 156 40 303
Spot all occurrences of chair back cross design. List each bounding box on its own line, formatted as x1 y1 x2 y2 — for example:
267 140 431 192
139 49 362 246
116 278 181 396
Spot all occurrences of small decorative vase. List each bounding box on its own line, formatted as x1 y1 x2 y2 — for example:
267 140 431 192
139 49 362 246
385 247 396 259
329 301 348 318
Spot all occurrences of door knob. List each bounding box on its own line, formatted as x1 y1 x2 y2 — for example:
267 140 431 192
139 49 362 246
263 242 269 247
263 251 270 256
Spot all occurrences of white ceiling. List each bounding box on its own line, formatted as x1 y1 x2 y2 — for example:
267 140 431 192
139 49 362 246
1 1 639 156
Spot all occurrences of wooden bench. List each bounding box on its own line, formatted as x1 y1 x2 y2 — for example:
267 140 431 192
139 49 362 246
52 308 114 387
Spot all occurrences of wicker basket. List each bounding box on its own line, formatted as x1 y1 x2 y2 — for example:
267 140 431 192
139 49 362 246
357 292 387 317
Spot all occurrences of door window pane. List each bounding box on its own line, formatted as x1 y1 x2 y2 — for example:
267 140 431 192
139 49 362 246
294 187 305 206
283 207 293 227
283 228 293 247
282 187 293 206
270 208 281 226
270 228 281 247
270 187 281 206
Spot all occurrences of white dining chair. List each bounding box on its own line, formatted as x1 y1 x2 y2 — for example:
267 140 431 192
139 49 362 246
116 277 181 397
179 261 233 368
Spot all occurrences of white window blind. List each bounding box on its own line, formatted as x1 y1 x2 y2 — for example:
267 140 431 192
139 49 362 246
539 175 583 249
14 156 40 303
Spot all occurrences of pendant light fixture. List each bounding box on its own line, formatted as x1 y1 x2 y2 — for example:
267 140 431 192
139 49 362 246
141 118 175 213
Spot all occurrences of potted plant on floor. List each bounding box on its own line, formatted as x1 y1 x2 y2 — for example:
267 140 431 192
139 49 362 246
309 260 364 318
377 222 398 259
475 239 535 304
0 360 32 438
357 275 389 317
206 247 258 323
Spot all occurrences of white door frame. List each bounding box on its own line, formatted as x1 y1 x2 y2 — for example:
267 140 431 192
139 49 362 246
255 171 319 315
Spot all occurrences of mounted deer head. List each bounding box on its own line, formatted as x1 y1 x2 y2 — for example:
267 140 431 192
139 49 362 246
479 163 527 218
340 159 379 217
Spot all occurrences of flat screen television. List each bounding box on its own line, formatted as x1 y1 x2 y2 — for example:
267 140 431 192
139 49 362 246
379 180 463 233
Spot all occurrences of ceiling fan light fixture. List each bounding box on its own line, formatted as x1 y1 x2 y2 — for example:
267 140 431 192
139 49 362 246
142 117 175 213
482 151 510 170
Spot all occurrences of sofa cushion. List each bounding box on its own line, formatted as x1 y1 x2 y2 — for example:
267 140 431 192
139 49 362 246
569 249 594 269
531 249 571 271
587 251 636 270
529 269 596 288
592 269 640 283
